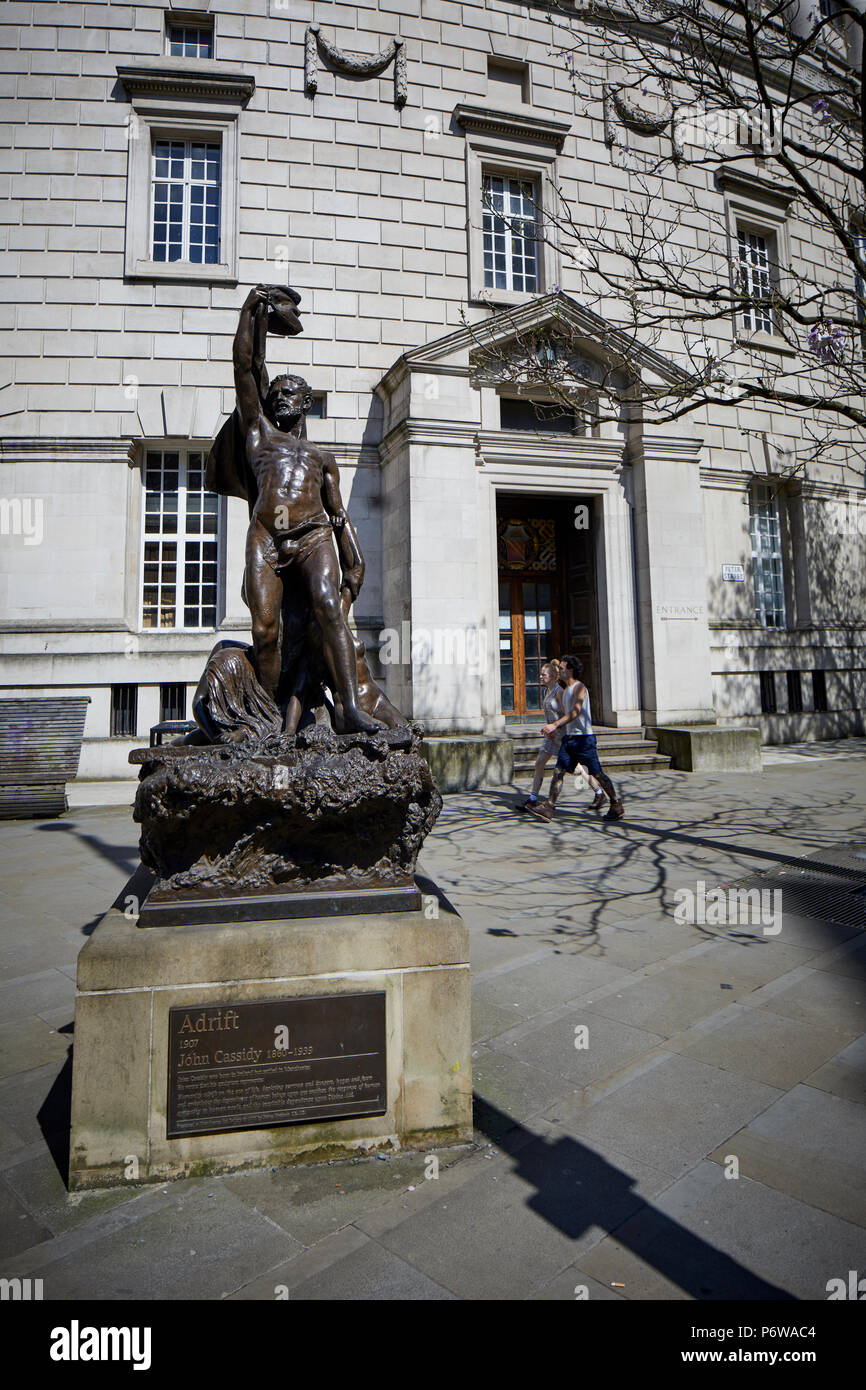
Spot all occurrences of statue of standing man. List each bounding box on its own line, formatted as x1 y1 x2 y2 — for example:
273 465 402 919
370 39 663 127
202 285 403 739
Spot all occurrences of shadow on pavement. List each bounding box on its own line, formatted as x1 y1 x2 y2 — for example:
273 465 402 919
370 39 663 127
474 1096 796 1301
38 1031 73 1188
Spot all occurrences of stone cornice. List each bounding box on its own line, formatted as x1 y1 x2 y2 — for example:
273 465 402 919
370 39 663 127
715 168 799 209
322 443 381 468
453 102 571 150
475 430 625 471
629 434 705 463
116 61 255 107
378 419 480 466
0 439 137 464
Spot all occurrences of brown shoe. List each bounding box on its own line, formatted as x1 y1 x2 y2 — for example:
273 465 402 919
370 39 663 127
604 799 625 820
528 800 555 821
590 791 606 811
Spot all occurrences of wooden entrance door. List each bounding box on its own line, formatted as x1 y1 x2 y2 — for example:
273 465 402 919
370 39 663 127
497 495 600 720
498 577 558 716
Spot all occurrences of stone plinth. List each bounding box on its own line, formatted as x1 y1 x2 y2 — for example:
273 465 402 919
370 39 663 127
68 881 472 1191
647 724 762 772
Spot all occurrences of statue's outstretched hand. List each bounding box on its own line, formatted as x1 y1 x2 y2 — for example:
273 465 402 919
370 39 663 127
262 284 304 336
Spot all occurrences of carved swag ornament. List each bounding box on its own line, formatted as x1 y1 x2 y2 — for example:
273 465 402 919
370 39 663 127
304 24 407 108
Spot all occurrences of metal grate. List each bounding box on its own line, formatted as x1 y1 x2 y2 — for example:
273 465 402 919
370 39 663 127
724 866 866 930
160 682 186 724
802 843 866 880
111 684 138 738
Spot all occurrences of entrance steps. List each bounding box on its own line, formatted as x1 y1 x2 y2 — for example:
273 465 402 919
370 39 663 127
506 722 672 775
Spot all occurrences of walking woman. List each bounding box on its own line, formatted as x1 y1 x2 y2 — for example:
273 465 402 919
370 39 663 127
519 660 604 812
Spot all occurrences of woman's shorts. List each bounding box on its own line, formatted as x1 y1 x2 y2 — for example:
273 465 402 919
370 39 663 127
555 733 604 779
539 735 563 758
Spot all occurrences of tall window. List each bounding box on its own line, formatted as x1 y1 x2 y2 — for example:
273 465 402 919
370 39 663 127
160 683 187 723
749 483 786 628
142 449 220 630
152 139 221 265
737 228 774 334
482 175 539 293
166 22 213 58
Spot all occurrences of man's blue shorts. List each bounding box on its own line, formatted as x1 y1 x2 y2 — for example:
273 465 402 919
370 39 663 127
556 733 604 778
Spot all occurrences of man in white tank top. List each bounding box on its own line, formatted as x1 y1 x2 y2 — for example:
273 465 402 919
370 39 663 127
528 656 624 821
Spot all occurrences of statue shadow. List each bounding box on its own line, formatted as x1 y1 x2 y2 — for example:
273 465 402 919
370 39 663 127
38 1025 74 1188
473 1096 796 1301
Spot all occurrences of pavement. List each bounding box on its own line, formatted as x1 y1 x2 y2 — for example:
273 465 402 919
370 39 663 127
1 741 865 1301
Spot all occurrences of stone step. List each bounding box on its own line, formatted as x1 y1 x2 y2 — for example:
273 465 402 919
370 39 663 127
507 723 671 774
510 733 657 753
513 751 672 775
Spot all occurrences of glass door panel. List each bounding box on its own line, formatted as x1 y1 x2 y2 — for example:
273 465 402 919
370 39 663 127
521 580 553 713
498 581 515 712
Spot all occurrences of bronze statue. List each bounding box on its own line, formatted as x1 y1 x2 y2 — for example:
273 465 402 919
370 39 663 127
198 285 404 741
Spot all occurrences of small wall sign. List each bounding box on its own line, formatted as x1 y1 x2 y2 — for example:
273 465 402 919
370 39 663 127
722 564 745 582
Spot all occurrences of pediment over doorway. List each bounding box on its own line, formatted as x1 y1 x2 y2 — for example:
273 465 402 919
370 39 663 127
377 291 690 399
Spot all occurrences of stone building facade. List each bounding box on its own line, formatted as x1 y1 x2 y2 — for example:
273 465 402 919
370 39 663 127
1 0 864 783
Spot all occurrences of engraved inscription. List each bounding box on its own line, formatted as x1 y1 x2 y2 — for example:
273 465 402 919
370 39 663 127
167 994 387 1138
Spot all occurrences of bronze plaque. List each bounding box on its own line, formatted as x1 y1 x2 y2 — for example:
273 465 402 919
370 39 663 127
166 993 387 1139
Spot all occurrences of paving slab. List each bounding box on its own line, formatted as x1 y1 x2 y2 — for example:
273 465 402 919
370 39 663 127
529 1265 627 1300
0 1175 52 1260
222 1149 466 1248
2 1148 133 1238
487 1008 666 1088
572 964 753 1036
581 1161 866 1301
709 1084 866 1228
471 1045 580 1123
805 1035 866 1106
24 1183 300 1301
752 967 865 1034
0 1016 70 1080
286 1237 457 1300
0 970 76 1024
355 1131 673 1300
557 1053 782 1178
668 1002 854 1091
471 951 634 1021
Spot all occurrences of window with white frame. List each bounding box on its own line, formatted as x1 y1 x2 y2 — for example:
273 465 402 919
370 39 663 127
166 20 213 58
152 139 221 265
749 482 786 628
454 103 569 305
482 175 539 294
142 448 220 630
118 66 251 283
737 227 775 335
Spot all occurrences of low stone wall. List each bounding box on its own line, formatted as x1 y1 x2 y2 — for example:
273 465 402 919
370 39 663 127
647 725 762 772
421 735 514 792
